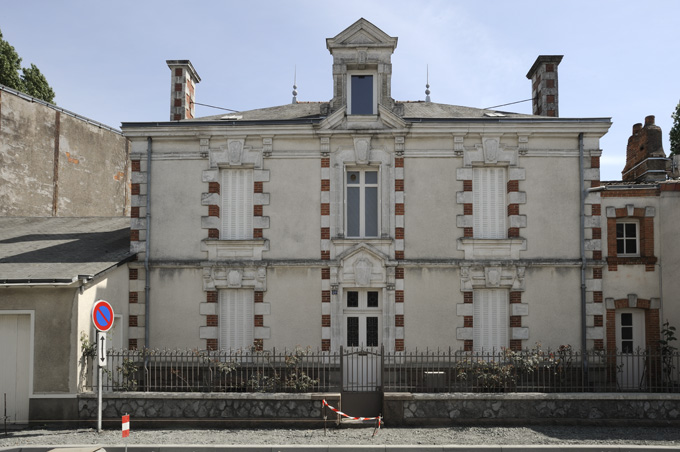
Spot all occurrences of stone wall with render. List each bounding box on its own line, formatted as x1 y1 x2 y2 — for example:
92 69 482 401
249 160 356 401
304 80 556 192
384 393 680 425
78 393 339 423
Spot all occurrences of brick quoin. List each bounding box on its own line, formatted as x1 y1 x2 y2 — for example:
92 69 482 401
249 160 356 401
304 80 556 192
509 292 522 303
207 291 218 303
254 292 263 303
173 114 181 121
254 205 263 216
592 228 601 240
321 179 330 191
395 157 404 168
591 156 600 168
129 292 138 303
510 316 522 327
321 227 330 239
507 180 519 192
395 251 404 260
254 339 264 351
320 203 330 215
129 339 138 350
508 228 520 238
463 204 473 215
321 339 331 351
591 180 600 188
131 207 140 218
131 184 140 195
254 182 263 193
174 99 182 107
131 160 140 172
208 182 220 194
510 340 522 351
130 230 139 241
593 339 604 350
593 250 602 260
395 268 404 279
253 229 263 238
547 110 556 117
395 203 405 215
321 268 330 280
321 250 330 260
322 315 331 327
395 315 404 327
321 158 330 168
593 291 603 303
174 83 182 92
593 268 602 279
395 179 404 191
594 315 603 327
464 227 473 237
208 205 220 217
207 315 218 327
463 180 472 192
464 292 473 303
395 339 405 351
129 268 138 280
592 204 601 216
395 290 404 303
254 315 264 327
507 204 519 216
175 68 182 76
464 340 473 352
464 316 473 328
208 229 220 239
546 79 555 88
129 315 138 327
546 95 555 104
395 227 404 239
322 290 330 302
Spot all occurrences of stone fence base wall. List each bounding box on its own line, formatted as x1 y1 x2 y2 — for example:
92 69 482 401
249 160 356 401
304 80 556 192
383 393 680 425
78 392 340 426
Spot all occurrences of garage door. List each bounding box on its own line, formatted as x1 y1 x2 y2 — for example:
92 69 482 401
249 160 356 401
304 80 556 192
0 314 31 423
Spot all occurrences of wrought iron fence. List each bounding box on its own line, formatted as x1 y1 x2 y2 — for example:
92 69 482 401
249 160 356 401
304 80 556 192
84 346 680 394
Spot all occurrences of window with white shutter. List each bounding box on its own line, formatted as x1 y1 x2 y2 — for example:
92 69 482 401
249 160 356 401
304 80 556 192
473 289 508 352
473 167 506 239
221 169 253 239
219 289 254 350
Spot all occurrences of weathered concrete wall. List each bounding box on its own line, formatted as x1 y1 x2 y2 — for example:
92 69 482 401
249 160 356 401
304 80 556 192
384 392 680 425
0 87 130 217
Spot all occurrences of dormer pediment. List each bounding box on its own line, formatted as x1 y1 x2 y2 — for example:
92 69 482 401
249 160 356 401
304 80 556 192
326 18 398 51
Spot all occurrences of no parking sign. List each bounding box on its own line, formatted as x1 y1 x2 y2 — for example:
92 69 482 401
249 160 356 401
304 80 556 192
92 299 114 332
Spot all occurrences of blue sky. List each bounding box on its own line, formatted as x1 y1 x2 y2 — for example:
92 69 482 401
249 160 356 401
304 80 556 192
2 0 678 180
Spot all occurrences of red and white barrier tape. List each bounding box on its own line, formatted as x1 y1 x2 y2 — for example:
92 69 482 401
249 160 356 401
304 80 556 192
322 399 382 428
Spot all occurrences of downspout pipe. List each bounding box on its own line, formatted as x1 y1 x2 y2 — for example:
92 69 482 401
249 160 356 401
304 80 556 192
145 137 152 351
578 133 589 380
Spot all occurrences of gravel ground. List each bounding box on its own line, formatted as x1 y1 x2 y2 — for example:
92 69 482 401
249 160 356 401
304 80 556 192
1 425 680 448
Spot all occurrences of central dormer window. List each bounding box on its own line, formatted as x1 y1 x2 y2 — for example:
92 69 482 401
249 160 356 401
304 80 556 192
349 74 376 115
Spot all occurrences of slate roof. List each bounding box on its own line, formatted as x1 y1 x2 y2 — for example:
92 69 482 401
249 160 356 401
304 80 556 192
192 101 539 123
0 217 133 284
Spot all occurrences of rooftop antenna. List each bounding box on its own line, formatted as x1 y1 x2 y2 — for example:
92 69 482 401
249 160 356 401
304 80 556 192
425 65 431 103
292 66 298 104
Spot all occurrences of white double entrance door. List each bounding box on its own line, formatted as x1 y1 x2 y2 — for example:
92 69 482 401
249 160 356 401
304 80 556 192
342 289 382 391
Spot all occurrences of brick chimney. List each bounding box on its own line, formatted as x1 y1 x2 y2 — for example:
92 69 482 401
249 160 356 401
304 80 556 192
167 60 201 120
622 115 667 182
526 55 563 117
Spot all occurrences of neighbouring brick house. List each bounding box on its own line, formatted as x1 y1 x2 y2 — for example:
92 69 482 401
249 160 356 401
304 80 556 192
119 19 679 387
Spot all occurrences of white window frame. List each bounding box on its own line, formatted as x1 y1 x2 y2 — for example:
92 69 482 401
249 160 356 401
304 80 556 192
616 220 639 256
473 289 508 352
473 167 507 239
347 71 377 115
221 168 253 240
219 289 254 350
345 168 380 238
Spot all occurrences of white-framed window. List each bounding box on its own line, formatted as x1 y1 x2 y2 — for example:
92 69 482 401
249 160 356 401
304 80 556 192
221 168 253 239
346 169 379 238
219 289 254 350
473 167 507 239
616 221 639 256
344 290 381 348
473 289 508 352
348 73 376 115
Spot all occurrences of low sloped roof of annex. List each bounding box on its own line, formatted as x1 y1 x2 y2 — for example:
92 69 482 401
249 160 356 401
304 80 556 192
0 217 134 285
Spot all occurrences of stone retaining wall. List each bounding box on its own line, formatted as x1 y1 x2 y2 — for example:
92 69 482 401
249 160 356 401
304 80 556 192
78 392 340 425
383 393 680 425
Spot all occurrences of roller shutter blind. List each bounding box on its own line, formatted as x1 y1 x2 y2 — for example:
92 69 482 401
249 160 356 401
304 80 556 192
221 169 253 239
473 167 506 239
473 289 508 352
219 290 254 350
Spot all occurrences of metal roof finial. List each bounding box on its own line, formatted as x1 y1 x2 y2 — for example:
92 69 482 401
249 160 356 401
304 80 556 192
292 66 298 104
425 65 431 103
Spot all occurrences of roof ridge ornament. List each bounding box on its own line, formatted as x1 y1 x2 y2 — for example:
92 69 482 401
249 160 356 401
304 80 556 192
425 65 431 103
292 66 298 104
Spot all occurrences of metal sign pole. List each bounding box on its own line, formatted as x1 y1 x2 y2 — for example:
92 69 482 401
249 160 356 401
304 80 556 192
97 331 102 432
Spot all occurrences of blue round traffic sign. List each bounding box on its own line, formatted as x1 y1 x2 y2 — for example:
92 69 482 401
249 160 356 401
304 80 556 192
92 299 115 332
